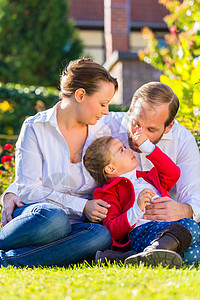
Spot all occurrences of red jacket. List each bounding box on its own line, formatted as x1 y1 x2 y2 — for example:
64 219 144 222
93 146 180 251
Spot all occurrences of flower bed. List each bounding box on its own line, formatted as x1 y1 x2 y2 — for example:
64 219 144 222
0 144 15 195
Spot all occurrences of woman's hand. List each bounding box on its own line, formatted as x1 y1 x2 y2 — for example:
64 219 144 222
1 193 24 227
83 199 111 223
137 189 156 211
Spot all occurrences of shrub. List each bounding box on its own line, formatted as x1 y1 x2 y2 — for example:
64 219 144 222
138 0 200 117
0 0 83 86
0 82 59 135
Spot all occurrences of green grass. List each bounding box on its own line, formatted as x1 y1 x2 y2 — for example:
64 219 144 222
0 263 200 300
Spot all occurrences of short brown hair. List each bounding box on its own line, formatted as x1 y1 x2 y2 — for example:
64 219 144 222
83 136 114 186
60 58 118 99
130 82 179 127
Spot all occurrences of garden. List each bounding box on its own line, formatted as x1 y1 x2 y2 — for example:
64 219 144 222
0 0 200 299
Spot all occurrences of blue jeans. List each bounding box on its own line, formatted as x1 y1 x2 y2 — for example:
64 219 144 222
129 218 200 265
0 203 112 267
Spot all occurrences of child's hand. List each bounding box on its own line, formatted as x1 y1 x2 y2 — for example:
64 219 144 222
137 189 156 211
130 121 148 147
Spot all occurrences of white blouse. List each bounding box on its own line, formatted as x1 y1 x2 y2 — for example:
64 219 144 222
14 103 112 222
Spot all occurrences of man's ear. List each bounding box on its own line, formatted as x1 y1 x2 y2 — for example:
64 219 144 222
104 164 117 176
164 120 175 134
75 88 86 103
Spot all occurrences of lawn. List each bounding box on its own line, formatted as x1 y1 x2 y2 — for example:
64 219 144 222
0 263 200 300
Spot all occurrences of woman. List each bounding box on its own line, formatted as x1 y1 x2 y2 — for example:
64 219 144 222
0 58 118 267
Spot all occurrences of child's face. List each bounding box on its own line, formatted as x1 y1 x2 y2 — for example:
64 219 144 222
107 139 138 176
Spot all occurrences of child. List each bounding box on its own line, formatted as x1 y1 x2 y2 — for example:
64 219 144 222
83 128 200 267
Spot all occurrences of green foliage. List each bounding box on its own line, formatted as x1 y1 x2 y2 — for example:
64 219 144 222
138 0 200 116
0 82 59 135
0 0 83 86
176 110 200 150
0 264 200 299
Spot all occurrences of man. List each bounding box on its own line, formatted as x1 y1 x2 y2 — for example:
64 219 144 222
1 82 200 226
126 82 200 222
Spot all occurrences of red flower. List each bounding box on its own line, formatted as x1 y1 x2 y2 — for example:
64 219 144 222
170 25 177 34
1 155 13 163
0 170 3 174
4 144 13 150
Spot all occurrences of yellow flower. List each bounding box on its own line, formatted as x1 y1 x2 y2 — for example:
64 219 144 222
0 101 12 112
7 127 14 135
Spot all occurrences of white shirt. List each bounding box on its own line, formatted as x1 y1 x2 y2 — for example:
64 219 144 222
8 103 113 223
2 111 200 222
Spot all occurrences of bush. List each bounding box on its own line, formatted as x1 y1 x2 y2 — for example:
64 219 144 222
138 0 200 117
0 0 83 86
0 82 59 135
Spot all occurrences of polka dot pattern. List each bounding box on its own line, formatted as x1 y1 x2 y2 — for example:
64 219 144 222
129 218 200 265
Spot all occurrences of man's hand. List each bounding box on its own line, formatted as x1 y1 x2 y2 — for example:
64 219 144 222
143 196 193 221
83 199 110 223
1 193 24 227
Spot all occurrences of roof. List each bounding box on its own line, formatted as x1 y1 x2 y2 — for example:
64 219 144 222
69 0 169 28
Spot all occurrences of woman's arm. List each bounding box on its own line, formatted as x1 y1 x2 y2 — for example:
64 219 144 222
15 120 88 214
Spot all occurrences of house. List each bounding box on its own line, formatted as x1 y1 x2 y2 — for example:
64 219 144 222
69 0 169 105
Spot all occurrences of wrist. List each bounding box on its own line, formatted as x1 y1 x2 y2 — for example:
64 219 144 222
139 139 155 155
2 192 15 204
136 136 148 147
183 203 193 219
82 200 89 215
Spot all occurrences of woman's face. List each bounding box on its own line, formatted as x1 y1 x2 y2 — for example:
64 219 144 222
77 81 115 125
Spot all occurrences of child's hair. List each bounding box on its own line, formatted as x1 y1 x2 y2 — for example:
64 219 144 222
83 136 115 186
60 58 118 100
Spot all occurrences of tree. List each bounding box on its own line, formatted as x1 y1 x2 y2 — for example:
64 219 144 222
0 0 83 86
138 0 200 117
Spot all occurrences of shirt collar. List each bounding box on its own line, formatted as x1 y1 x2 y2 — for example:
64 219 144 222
87 118 111 137
160 120 177 141
119 112 129 133
32 102 59 127
161 128 173 140
120 169 137 182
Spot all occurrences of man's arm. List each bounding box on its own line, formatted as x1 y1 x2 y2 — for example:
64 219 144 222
174 133 200 221
144 126 200 222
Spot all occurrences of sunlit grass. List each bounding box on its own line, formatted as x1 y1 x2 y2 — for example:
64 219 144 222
0 263 200 299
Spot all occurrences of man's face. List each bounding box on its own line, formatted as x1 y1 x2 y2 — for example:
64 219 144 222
128 98 171 152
